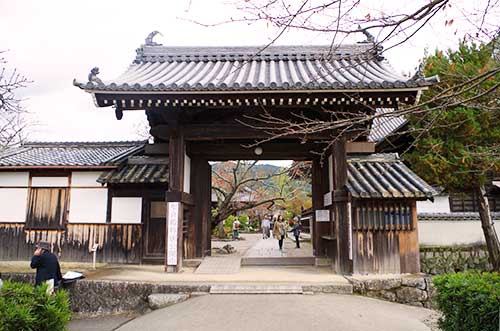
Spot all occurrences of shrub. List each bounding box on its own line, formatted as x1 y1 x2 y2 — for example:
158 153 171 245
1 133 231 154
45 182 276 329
433 272 500 331
0 280 71 331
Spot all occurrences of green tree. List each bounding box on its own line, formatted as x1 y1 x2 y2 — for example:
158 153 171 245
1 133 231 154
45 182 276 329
406 41 500 270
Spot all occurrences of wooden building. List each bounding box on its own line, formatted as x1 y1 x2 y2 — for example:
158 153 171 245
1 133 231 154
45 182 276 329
0 33 439 274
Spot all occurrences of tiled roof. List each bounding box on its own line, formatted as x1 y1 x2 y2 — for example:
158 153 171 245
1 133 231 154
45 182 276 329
74 44 438 93
418 212 500 222
368 108 408 143
97 156 168 184
347 153 436 199
0 141 145 167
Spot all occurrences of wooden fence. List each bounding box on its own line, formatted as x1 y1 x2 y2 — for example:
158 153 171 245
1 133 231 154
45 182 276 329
351 200 419 274
0 223 142 263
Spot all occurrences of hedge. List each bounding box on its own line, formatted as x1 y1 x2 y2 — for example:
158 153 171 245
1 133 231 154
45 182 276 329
433 272 500 331
0 281 71 331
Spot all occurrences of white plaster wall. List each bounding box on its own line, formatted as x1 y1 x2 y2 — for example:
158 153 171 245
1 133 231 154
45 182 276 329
69 188 108 223
111 197 142 223
184 154 191 194
31 176 68 187
71 172 103 187
0 172 29 186
419 221 500 246
417 195 450 213
0 188 27 222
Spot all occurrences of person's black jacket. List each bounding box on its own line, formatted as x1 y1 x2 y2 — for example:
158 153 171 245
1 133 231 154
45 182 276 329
30 250 62 286
288 223 302 237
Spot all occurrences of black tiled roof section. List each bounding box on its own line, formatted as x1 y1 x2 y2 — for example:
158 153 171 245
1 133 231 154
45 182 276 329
74 44 438 92
368 108 408 143
0 141 145 167
346 153 436 199
97 156 168 184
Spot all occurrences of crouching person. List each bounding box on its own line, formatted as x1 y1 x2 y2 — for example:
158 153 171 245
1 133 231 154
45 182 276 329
30 241 62 293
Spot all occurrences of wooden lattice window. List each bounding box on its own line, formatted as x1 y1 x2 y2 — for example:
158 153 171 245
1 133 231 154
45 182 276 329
449 192 500 212
353 202 413 231
25 187 68 229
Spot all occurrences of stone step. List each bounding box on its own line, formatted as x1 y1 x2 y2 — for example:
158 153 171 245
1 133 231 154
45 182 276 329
241 256 315 266
210 284 303 294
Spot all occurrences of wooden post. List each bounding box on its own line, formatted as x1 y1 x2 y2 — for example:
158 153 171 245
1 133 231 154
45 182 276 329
331 136 353 274
311 158 322 256
190 157 211 258
165 133 185 273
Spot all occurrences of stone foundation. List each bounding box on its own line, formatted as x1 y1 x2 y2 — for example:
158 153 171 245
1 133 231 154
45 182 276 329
346 276 436 308
420 245 490 274
3 273 209 314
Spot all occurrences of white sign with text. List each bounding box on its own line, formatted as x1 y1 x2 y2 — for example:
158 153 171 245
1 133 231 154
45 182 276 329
167 202 180 265
315 209 330 222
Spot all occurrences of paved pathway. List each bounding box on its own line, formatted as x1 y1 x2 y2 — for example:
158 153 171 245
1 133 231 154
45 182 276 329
117 294 436 331
243 234 313 258
195 256 241 274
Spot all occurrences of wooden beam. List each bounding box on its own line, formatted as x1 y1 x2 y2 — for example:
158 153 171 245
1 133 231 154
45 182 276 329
151 124 333 141
187 141 325 160
346 142 375 154
144 143 169 155
165 191 194 205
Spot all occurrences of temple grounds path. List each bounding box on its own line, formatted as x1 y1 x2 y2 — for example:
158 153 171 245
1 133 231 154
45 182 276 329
116 294 437 331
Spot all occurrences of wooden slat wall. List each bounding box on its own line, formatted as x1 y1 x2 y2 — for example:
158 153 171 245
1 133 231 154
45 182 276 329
0 223 142 263
25 188 67 230
352 200 419 274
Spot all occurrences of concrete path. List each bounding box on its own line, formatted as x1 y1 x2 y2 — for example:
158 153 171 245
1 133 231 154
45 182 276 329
69 314 135 331
243 233 313 258
117 294 435 331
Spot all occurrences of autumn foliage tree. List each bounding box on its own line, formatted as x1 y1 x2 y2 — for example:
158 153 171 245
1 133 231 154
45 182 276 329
212 161 309 237
406 41 500 270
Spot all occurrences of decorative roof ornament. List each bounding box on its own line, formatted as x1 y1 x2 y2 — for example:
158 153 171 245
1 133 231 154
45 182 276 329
358 25 375 43
88 67 103 85
145 31 163 46
411 61 426 81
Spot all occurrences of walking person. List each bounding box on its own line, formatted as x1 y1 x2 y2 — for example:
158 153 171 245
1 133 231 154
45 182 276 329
289 217 302 248
30 241 62 293
269 216 275 238
261 215 271 239
233 219 240 239
273 215 286 250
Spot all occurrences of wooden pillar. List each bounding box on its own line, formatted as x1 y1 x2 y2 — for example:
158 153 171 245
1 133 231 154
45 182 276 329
399 201 420 273
331 136 353 274
165 133 185 272
190 157 211 258
312 158 329 257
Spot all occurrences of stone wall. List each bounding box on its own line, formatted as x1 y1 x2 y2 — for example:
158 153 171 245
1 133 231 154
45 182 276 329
347 276 436 308
3 273 209 314
420 245 490 274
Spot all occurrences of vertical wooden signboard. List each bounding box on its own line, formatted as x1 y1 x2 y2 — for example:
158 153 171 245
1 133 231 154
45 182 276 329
167 202 180 266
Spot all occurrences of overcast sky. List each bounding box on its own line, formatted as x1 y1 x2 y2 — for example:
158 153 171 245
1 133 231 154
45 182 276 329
0 0 478 166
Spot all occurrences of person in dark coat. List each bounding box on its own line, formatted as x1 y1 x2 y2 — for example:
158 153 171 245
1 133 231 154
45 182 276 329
30 241 62 288
288 217 302 248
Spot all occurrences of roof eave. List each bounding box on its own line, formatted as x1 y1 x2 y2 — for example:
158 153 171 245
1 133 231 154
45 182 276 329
79 86 429 95
0 165 120 170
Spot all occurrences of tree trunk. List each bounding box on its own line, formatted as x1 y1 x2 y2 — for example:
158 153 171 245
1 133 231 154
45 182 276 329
217 219 226 239
476 185 500 271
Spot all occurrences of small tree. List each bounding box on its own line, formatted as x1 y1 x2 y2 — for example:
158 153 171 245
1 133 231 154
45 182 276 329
0 52 29 150
406 41 500 270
